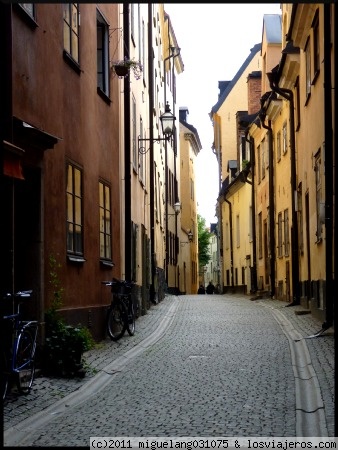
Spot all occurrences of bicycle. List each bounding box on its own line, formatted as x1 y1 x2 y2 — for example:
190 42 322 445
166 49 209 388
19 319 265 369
2 290 38 400
102 279 135 341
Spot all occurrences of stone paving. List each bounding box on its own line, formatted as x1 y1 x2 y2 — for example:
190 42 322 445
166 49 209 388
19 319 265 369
3 293 335 445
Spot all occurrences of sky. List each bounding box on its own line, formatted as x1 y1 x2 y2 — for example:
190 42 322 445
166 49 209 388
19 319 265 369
164 3 282 226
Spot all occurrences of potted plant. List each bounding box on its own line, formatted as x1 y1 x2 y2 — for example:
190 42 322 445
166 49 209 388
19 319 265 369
42 254 95 377
111 58 143 80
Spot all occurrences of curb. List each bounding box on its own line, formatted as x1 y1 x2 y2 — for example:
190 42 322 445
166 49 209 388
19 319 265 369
261 303 328 437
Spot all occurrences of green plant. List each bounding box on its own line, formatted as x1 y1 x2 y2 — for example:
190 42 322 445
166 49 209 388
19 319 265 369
111 58 143 80
43 254 95 377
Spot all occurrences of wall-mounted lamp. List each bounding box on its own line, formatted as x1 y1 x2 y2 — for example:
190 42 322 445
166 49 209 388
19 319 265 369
168 201 181 217
181 230 193 246
138 102 176 154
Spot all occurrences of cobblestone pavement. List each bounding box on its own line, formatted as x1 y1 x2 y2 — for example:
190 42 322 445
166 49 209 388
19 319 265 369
3 294 335 446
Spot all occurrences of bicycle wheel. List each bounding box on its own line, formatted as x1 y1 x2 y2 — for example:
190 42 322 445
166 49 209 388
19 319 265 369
2 351 9 400
126 301 135 336
106 299 126 341
15 329 35 394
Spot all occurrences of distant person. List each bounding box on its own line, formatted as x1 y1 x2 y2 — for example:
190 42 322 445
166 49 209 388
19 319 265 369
197 285 205 294
206 281 215 294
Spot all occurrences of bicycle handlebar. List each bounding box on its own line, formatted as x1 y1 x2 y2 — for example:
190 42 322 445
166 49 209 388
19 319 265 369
3 290 33 300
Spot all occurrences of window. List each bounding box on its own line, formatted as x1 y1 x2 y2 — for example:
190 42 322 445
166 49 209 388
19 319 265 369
314 150 322 240
66 163 83 256
139 117 145 184
99 181 112 261
312 11 320 81
97 10 110 97
284 209 289 257
297 183 304 254
132 96 137 170
277 212 283 257
236 214 240 248
225 222 229 250
19 3 35 18
258 212 263 259
131 222 138 282
282 122 287 155
295 77 301 131
305 38 311 101
63 4 79 63
261 138 265 179
257 144 261 183
276 130 281 162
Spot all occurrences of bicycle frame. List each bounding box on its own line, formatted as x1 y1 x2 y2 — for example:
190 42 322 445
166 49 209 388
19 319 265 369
2 290 38 398
102 279 135 341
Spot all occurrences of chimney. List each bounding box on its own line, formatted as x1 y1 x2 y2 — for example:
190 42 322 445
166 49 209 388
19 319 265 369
179 107 189 123
247 71 262 115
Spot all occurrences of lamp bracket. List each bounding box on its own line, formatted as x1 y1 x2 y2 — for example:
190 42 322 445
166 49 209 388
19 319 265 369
138 136 170 154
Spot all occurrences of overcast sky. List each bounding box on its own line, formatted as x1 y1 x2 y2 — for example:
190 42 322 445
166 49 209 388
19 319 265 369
164 3 282 226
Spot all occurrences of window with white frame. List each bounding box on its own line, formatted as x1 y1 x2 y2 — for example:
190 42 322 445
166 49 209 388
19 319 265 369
282 121 287 155
276 130 281 162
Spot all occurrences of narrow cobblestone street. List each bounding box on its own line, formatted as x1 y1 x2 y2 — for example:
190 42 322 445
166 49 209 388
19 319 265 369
3 294 335 446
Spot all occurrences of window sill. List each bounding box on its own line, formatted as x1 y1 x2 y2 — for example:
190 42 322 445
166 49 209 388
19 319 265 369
63 51 81 75
100 260 115 268
97 87 111 105
13 4 38 29
67 255 86 263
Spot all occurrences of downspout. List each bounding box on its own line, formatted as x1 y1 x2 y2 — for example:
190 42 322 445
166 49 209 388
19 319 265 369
322 3 333 330
268 74 300 305
245 132 257 293
259 106 276 298
148 4 156 304
224 197 234 287
163 43 180 286
123 3 131 281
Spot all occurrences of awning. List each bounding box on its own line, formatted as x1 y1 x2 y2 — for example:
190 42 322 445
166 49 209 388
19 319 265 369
13 116 61 152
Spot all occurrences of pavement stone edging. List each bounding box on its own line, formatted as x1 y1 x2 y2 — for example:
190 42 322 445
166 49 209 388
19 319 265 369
259 302 329 437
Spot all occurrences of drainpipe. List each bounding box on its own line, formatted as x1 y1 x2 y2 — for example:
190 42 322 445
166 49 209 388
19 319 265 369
259 106 276 298
322 3 333 330
123 4 131 281
224 197 234 287
163 44 180 287
245 132 257 294
268 74 300 305
148 4 156 304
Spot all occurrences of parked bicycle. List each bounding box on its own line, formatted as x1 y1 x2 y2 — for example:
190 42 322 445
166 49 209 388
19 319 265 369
2 290 38 400
102 279 135 341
